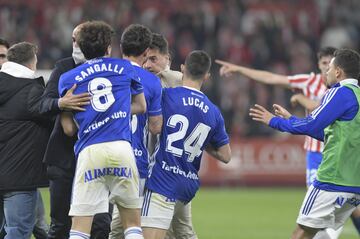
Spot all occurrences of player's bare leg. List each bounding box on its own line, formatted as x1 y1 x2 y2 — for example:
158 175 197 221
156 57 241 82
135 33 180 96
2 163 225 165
291 224 320 239
116 203 143 239
69 216 93 239
350 208 360 234
143 227 167 239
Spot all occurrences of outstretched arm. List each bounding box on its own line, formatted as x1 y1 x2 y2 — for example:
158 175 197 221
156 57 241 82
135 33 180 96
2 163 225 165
249 103 324 140
249 104 276 125
249 87 356 141
215 59 290 87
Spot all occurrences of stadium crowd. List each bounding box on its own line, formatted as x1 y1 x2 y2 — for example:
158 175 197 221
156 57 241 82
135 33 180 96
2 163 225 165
1 1 360 239
1 0 360 137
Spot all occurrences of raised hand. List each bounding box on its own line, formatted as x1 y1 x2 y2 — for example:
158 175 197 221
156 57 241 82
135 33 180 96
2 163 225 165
249 104 275 125
215 59 241 77
290 93 302 107
273 104 291 119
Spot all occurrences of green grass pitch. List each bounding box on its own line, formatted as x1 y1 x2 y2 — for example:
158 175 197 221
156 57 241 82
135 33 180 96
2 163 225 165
39 187 358 239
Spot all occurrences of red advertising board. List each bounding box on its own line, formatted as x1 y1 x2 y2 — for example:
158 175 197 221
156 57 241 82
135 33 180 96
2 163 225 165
199 136 307 186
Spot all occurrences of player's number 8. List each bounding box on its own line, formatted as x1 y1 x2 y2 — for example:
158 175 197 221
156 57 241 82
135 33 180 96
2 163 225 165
88 77 115 112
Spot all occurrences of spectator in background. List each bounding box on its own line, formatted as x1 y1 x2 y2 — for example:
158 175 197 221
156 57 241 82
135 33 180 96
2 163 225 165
0 42 50 239
39 23 112 239
0 39 9 69
2 0 360 137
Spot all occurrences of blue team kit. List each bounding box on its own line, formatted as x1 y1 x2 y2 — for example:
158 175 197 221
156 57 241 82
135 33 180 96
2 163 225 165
58 57 143 156
59 58 229 203
147 86 229 203
130 64 162 179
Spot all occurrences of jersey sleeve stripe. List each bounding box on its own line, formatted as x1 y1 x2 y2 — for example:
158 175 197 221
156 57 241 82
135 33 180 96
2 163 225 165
311 87 339 119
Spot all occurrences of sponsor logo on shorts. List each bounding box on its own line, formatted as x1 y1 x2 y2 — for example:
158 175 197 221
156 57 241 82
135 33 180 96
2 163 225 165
335 196 360 207
84 167 132 182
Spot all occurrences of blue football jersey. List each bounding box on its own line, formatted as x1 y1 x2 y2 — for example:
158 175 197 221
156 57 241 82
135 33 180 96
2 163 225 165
58 57 143 155
146 86 229 202
130 63 162 178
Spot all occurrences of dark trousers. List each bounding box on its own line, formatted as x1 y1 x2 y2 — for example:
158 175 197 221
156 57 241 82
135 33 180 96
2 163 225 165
47 165 111 239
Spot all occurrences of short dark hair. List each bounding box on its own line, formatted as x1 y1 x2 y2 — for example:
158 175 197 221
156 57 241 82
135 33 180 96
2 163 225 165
120 24 152 57
149 33 169 55
0 38 10 49
7 42 37 65
77 21 114 60
317 47 337 59
184 50 211 80
333 49 360 79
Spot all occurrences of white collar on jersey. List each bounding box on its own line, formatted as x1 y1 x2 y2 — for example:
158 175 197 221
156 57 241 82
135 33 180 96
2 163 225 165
0 61 36 79
130 61 141 67
182 86 204 94
340 78 359 87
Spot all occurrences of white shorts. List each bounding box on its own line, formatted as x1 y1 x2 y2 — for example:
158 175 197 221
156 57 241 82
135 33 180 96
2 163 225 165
297 185 360 230
69 140 140 216
141 190 176 230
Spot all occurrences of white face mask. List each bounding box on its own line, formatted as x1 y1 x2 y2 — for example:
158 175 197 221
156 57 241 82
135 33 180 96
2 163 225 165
72 45 86 64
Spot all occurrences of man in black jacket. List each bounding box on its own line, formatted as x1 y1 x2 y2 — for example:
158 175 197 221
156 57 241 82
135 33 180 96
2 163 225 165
40 23 112 239
0 42 50 239
0 37 10 239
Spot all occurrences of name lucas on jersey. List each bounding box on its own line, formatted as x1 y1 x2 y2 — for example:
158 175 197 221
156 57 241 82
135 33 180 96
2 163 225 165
75 63 124 82
182 97 209 113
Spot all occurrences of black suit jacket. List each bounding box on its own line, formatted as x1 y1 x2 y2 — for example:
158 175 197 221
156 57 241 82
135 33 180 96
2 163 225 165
40 57 77 173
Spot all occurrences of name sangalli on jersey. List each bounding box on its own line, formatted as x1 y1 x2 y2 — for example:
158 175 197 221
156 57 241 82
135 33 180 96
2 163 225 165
182 97 209 113
75 63 124 82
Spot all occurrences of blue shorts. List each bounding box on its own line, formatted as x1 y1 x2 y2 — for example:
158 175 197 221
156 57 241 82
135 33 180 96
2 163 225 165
306 151 322 187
